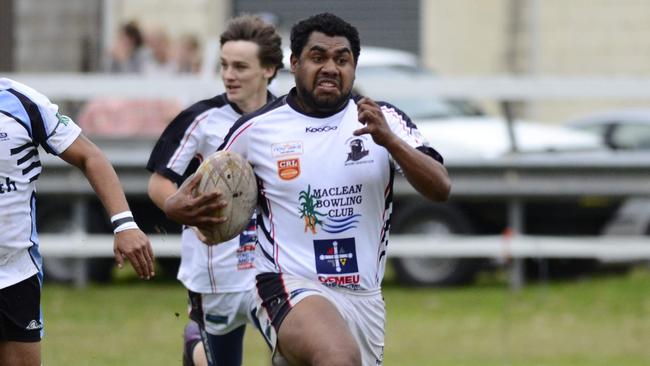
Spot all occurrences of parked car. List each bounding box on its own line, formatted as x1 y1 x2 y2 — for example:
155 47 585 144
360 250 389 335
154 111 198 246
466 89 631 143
345 66 609 286
565 108 650 241
565 108 650 150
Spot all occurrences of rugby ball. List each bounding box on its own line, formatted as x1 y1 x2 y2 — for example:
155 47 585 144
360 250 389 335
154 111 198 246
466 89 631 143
194 151 257 244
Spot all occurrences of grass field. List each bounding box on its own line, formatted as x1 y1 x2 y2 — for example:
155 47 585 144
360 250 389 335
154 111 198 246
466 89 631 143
41 265 650 365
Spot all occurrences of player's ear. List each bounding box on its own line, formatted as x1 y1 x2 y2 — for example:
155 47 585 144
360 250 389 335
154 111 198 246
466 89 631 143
263 65 275 81
290 54 299 73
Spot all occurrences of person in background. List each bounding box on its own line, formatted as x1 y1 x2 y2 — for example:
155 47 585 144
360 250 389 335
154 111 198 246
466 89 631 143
176 34 202 74
143 27 178 75
0 78 155 366
107 20 149 73
216 13 450 366
147 15 283 366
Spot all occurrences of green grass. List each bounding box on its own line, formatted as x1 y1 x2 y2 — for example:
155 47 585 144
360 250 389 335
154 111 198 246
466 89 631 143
41 266 650 365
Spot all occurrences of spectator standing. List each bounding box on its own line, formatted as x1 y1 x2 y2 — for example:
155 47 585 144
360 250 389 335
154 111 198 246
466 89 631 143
107 20 150 74
143 27 178 75
176 34 202 74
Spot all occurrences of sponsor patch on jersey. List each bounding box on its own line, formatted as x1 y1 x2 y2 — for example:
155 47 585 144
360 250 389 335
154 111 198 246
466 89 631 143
315 237 361 290
237 218 257 270
298 185 326 234
314 238 358 274
298 184 364 234
344 136 373 165
0 132 8 141
56 112 71 126
277 158 300 180
272 141 303 157
305 125 337 133
0 177 17 194
205 314 229 325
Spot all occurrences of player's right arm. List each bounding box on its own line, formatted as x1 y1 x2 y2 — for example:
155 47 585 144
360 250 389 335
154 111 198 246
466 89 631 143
60 134 155 279
147 172 226 229
148 104 237 230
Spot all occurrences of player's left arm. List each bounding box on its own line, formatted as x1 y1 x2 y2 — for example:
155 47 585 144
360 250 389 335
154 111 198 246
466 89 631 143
59 134 155 279
355 97 451 202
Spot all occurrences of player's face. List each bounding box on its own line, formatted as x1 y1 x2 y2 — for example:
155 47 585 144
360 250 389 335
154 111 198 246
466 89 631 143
291 32 356 113
220 40 274 107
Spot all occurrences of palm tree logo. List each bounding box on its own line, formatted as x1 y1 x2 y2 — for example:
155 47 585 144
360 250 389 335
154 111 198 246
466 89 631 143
298 185 326 234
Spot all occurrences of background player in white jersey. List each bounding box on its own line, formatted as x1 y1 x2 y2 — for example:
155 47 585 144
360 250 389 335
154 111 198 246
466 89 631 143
146 15 283 366
0 78 155 366
215 13 451 366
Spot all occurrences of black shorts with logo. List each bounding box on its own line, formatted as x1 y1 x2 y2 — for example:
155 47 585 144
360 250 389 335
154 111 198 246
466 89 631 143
0 274 42 342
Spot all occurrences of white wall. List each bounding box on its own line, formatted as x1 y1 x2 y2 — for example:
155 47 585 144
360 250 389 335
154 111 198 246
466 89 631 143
420 0 650 122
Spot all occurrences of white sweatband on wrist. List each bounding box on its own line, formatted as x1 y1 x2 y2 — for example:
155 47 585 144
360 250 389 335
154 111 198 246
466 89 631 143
111 211 139 233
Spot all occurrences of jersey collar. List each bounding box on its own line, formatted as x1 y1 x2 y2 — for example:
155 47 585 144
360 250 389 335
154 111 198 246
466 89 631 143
225 90 276 115
286 88 350 118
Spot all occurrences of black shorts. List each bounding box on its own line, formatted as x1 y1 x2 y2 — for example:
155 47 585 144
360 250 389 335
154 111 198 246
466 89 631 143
0 274 42 342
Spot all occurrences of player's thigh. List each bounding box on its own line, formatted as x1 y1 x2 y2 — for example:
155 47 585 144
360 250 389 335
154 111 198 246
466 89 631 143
192 341 209 366
277 295 360 366
0 341 40 366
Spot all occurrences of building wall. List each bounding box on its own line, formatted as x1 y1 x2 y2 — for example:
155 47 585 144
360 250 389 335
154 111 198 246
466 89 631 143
14 0 102 72
421 0 650 122
233 0 420 54
421 0 510 75
534 0 650 121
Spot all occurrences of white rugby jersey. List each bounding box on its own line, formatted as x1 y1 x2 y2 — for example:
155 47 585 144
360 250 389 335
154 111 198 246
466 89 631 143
221 89 443 291
147 93 273 293
0 78 81 289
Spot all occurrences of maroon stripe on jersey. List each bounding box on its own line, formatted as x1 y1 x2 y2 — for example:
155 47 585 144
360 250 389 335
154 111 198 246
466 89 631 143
169 113 209 169
207 245 217 292
264 193 282 272
222 121 253 151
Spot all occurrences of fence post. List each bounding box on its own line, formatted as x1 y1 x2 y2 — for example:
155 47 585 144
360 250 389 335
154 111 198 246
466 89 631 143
508 198 525 290
72 197 89 288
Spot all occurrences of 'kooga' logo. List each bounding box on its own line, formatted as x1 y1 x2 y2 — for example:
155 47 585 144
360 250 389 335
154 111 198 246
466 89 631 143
305 126 337 133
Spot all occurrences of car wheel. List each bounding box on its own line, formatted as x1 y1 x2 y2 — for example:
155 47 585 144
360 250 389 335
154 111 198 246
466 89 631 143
391 204 481 286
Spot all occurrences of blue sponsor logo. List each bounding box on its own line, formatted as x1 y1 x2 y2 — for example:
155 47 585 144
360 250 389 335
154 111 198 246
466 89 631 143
239 216 257 246
314 238 358 274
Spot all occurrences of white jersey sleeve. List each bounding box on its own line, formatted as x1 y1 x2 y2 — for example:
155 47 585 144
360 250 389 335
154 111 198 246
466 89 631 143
0 78 81 155
378 101 443 173
146 94 239 185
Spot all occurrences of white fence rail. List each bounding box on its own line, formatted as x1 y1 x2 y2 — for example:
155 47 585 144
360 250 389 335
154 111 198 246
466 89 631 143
9 73 650 287
39 234 650 261
6 73 650 101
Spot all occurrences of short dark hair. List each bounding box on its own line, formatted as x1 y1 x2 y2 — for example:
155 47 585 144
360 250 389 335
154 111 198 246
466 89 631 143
122 20 144 49
290 13 360 65
220 15 284 81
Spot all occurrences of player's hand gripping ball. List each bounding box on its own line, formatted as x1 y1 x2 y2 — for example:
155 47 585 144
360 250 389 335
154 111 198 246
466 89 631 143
194 151 257 244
